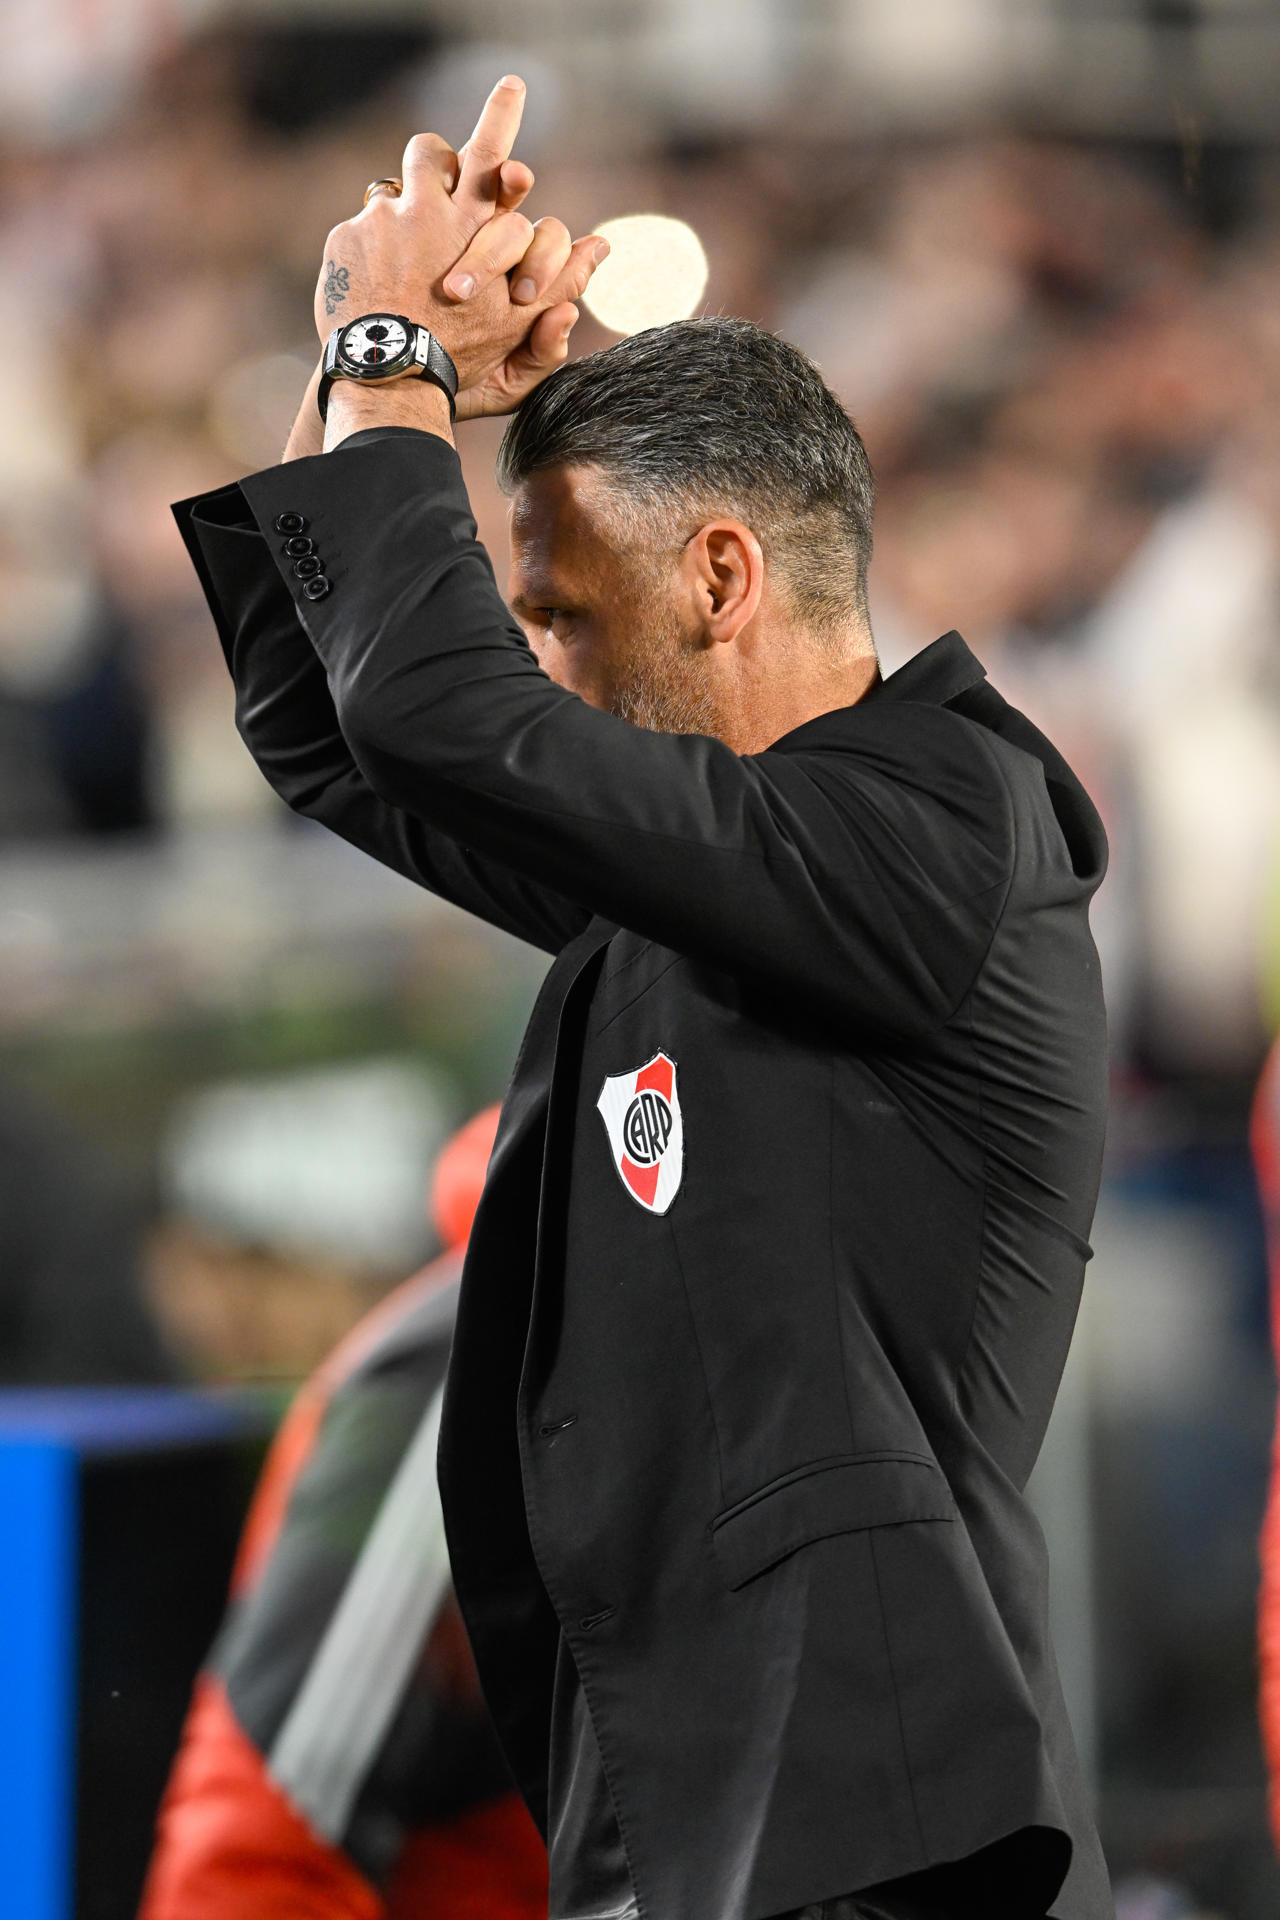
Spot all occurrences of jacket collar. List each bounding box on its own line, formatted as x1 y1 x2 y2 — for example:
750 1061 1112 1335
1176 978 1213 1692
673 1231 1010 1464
768 631 986 753
868 629 987 708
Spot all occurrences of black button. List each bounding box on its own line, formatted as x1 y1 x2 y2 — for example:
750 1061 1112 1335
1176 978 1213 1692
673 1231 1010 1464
274 512 307 535
292 555 322 579
283 535 315 558
302 575 331 601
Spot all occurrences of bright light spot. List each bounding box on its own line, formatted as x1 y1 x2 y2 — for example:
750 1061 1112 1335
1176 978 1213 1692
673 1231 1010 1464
583 214 709 337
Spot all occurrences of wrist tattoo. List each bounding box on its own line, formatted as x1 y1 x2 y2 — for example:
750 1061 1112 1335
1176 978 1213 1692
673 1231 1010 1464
323 261 350 315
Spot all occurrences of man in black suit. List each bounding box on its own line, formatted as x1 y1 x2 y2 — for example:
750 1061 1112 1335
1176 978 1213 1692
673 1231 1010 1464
174 76 1113 1920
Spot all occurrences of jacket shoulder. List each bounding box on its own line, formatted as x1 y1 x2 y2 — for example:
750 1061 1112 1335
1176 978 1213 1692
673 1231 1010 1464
767 695 1016 845
945 680 1108 891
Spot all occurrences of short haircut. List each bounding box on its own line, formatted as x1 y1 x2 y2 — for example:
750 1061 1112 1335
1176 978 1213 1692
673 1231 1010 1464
496 317 876 637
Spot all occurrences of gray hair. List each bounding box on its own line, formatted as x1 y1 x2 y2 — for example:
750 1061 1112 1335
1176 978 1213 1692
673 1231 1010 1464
496 317 875 638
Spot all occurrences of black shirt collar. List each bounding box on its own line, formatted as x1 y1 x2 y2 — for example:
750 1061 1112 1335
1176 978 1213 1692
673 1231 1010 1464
768 631 986 753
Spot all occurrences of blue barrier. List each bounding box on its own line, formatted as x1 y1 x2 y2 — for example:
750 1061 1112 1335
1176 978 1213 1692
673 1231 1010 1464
0 1438 76 1920
0 1389 276 1920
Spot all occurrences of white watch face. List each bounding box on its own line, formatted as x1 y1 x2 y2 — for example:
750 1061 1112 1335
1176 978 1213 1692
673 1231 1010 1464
341 316 410 369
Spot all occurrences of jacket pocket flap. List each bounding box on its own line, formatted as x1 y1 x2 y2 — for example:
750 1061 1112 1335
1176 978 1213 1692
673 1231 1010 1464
710 1453 956 1591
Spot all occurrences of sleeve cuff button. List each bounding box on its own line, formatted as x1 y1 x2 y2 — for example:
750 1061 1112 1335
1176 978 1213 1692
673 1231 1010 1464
292 555 322 579
274 512 307 535
302 575 331 601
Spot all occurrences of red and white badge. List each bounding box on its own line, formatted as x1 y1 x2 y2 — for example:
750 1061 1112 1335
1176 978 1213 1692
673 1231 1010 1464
596 1051 684 1215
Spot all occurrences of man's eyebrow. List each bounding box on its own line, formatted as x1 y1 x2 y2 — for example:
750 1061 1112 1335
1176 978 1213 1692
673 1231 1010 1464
509 584 561 615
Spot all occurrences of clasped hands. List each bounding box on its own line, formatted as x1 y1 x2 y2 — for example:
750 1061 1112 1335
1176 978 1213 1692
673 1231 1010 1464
284 74 608 459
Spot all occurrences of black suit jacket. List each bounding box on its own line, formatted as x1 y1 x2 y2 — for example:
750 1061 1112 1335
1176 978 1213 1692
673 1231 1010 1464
176 427 1112 1920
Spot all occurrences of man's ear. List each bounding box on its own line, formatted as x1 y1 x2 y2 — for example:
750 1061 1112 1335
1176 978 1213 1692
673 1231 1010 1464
684 519 765 644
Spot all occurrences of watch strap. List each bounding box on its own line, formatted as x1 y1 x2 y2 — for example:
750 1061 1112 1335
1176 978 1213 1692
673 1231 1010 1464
411 327 459 412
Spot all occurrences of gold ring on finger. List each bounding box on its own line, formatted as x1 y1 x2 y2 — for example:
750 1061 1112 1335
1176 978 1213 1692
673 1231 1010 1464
363 177 403 207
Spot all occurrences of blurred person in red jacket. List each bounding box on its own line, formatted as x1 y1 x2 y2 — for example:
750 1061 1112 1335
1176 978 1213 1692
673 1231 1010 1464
139 1103 548 1920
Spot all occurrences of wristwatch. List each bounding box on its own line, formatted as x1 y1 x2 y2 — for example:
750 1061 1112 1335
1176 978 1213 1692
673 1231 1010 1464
317 314 458 422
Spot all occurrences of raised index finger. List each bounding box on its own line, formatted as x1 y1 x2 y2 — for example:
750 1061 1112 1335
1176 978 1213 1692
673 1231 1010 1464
454 75 525 222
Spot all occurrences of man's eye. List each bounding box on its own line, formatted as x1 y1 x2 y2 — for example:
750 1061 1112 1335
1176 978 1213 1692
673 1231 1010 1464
517 606 574 638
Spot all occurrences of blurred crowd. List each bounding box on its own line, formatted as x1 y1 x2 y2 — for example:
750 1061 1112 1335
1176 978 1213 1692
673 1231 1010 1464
5 26 1280 1094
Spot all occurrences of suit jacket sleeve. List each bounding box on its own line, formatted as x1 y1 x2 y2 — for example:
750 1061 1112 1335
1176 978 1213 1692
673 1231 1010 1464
214 431 1016 1040
174 463 592 957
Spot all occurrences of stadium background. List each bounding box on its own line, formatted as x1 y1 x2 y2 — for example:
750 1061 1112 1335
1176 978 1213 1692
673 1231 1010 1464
3 3 1280 1916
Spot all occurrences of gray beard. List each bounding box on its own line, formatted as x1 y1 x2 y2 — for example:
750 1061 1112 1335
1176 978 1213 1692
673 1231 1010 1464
607 608 723 738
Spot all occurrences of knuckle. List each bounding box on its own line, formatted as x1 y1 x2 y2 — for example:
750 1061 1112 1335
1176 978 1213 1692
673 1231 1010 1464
534 215 568 245
408 130 449 163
